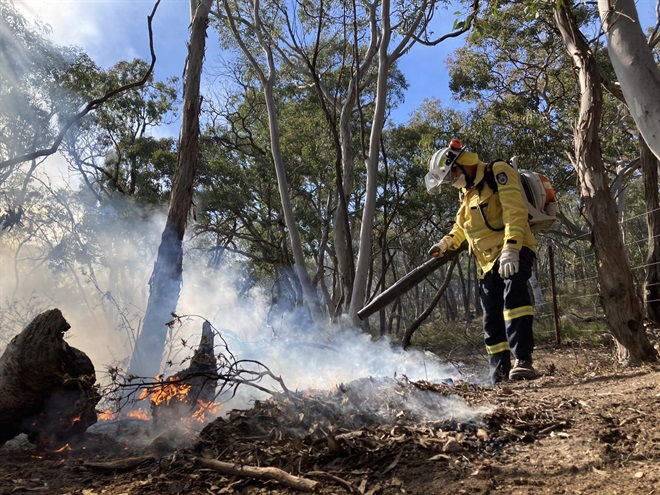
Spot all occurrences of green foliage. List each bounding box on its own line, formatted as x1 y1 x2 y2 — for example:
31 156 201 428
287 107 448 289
0 1 90 181
58 58 179 204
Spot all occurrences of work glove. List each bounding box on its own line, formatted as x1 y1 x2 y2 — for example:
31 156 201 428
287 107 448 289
428 238 450 258
498 248 520 279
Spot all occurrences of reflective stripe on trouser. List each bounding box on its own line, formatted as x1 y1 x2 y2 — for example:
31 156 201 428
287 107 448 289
480 247 536 371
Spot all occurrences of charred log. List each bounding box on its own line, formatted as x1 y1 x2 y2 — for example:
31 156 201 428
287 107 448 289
0 309 101 448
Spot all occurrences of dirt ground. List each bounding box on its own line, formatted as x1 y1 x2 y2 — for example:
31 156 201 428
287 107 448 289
1 341 658 495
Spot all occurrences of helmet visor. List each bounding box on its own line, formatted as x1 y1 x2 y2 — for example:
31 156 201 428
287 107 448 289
426 146 465 193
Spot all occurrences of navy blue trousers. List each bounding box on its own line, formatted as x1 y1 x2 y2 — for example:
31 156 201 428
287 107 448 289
479 247 536 383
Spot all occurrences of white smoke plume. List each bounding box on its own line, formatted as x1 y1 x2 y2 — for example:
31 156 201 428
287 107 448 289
1 182 489 430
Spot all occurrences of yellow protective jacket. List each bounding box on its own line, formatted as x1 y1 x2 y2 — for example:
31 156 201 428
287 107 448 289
443 160 536 278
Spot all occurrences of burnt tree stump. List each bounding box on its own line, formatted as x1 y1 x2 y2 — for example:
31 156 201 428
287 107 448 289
0 309 101 448
147 320 218 423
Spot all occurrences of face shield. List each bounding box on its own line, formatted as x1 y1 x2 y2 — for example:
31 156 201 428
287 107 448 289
425 145 466 194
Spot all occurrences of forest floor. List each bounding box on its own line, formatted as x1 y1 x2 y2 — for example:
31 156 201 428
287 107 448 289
1 339 659 495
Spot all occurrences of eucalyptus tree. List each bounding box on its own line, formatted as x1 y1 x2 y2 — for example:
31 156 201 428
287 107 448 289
59 59 178 204
197 82 338 316
598 0 660 161
216 0 325 321
212 0 481 325
0 2 173 331
129 0 214 378
0 1 90 228
554 1 656 363
596 0 660 326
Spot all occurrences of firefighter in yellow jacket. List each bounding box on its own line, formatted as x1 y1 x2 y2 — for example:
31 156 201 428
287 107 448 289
426 138 538 384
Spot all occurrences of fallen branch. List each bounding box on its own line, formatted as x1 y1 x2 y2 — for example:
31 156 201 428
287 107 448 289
307 470 357 493
195 457 319 492
83 455 157 471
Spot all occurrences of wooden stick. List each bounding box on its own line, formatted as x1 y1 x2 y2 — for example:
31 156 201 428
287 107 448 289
84 455 157 471
196 457 319 492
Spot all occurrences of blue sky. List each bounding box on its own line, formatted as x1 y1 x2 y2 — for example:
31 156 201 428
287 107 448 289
15 0 659 132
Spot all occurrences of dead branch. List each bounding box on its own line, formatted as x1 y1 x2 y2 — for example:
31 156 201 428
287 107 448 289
307 471 358 493
83 455 157 471
195 457 319 492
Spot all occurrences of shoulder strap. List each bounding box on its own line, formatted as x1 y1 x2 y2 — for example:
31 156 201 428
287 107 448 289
478 159 502 193
477 159 510 232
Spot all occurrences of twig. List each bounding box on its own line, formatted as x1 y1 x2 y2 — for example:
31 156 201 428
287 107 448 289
83 455 157 471
307 470 358 493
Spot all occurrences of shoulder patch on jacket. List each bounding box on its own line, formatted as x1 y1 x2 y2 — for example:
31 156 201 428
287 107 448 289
496 172 508 185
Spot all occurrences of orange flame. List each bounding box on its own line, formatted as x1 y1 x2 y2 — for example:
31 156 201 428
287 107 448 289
139 377 192 406
98 409 118 421
127 408 150 420
50 444 71 453
191 399 222 423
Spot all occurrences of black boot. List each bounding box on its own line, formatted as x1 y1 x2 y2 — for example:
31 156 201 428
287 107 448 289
509 357 539 380
489 351 511 385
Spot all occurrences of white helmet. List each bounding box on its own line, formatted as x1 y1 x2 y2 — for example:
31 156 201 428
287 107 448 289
425 138 466 194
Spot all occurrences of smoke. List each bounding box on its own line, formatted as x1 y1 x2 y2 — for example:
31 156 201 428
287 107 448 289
158 247 490 422
1 184 490 426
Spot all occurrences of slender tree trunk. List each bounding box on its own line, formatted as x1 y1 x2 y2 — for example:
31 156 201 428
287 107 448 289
555 1 657 364
129 0 212 377
598 0 660 161
221 0 322 321
640 139 660 324
334 101 357 311
348 0 391 322
262 83 323 320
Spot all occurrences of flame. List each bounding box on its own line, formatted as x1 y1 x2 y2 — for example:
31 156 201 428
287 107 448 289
191 399 222 423
139 377 192 406
50 444 71 453
98 409 118 421
127 408 150 420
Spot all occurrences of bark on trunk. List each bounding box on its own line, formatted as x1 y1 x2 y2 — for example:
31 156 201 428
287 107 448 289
348 0 392 322
598 0 660 161
221 0 323 321
555 2 657 364
0 309 101 448
128 0 212 378
640 139 660 324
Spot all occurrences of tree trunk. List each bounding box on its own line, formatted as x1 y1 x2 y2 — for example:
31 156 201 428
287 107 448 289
129 0 212 378
147 321 218 424
555 2 657 364
640 139 660 324
598 0 660 161
333 99 357 312
349 0 392 322
0 309 101 448
221 0 322 321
